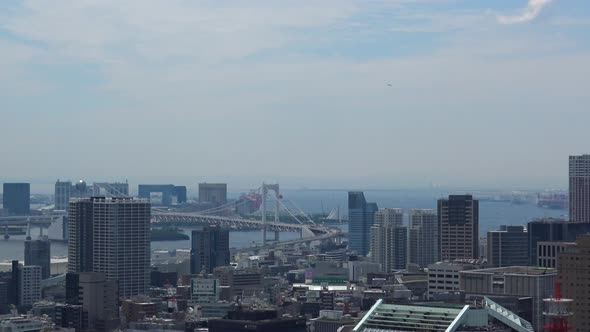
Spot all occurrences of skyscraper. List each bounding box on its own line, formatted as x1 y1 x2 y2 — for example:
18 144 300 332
408 209 438 267
438 195 479 261
191 226 230 274
370 208 407 271
348 192 378 256
569 155 590 223
486 225 528 267
25 235 51 279
68 197 151 297
2 183 30 215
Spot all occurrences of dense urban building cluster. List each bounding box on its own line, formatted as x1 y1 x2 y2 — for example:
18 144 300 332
0 155 589 331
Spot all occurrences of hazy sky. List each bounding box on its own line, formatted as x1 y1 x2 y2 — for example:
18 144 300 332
1 0 589 191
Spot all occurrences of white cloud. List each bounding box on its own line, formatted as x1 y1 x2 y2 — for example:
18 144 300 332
497 0 552 24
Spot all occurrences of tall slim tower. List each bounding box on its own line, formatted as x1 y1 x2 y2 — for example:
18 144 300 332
370 208 407 271
348 192 378 256
569 155 590 223
408 209 438 267
68 197 151 297
438 195 479 261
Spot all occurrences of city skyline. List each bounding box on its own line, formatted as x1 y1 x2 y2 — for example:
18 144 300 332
1 1 590 188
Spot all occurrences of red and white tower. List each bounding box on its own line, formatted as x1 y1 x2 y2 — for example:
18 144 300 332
543 281 573 332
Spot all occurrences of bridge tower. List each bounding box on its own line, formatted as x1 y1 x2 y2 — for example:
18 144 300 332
261 183 280 246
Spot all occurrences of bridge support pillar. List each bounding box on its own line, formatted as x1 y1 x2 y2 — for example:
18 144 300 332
274 230 279 242
299 228 303 239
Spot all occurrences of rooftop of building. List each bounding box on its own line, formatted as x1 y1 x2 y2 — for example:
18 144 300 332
463 266 557 275
353 297 534 332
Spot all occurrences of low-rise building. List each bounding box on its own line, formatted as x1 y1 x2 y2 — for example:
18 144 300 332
427 259 486 299
460 266 557 331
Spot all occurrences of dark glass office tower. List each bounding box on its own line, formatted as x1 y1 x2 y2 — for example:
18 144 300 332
191 226 230 274
25 236 51 279
487 225 528 267
438 195 479 260
2 183 30 215
348 192 378 256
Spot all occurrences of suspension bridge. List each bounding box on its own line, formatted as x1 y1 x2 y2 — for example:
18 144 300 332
152 183 337 246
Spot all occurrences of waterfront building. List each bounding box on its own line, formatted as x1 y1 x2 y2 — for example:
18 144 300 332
460 266 557 330
558 235 590 332
370 208 407 271
198 183 227 204
569 154 590 222
24 235 51 279
2 183 30 215
438 195 479 260
408 209 438 267
348 192 378 256
68 197 151 297
138 184 187 206
486 225 528 267
190 226 230 274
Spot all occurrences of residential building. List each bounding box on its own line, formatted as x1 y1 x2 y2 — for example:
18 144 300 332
460 266 557 330
438 195 479 260
408 209 438 267
348 192 378 256
18 265 41 306
558 234 590 332
198 183 227 204
190 226 230 274
536 241 576 268
569 154 590 222
486 225 528 267
68 197 151 297
370 208 406 271
24 235 51 279
2 183 30 215
138 184 187 206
